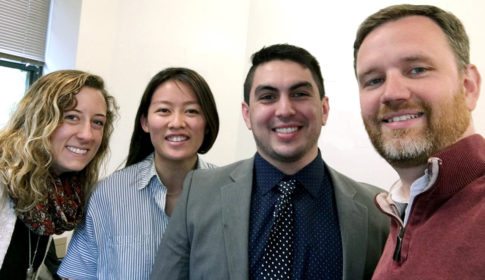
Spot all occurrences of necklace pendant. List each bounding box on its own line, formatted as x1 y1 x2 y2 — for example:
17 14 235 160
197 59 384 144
26 266 34 280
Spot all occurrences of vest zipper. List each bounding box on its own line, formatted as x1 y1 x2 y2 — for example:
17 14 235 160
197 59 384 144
393 226 405 261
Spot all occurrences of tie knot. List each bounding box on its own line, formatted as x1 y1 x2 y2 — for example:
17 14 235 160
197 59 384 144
278 178 297 196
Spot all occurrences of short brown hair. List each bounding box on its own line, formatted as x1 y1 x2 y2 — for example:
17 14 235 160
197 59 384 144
244 44 325 103
353 4 469 71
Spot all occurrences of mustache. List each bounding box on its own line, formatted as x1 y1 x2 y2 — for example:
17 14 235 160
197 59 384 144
377 101 430 120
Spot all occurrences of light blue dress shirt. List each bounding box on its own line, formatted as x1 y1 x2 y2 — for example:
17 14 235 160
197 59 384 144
58 153 215 280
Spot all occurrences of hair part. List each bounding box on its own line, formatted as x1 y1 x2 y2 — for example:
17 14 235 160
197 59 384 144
243 43 325 103
0 70 118 211
126 67 220 167
353 4 470 71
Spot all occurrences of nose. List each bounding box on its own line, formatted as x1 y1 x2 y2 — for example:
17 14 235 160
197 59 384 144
77 121 94 141
381 72 411 105
168 111 186 129
275 95 296 118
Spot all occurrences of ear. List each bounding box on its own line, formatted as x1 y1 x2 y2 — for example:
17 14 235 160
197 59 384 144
140 115 149 133
462 64 481 111
241 102 252 130
321 96 330 125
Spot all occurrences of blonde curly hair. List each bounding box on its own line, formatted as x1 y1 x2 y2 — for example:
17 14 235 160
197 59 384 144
0 70 118 211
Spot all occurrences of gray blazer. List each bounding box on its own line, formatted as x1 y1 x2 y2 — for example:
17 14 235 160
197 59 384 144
151 157 389 280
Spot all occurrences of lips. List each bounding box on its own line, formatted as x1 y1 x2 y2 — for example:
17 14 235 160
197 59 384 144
66 146 88 155
166 135 189 142
274 126 299 134
382 112 424 123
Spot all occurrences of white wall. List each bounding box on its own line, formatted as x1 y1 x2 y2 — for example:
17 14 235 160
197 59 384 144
44 0 82 73
74 0 251 173
53 0 484 189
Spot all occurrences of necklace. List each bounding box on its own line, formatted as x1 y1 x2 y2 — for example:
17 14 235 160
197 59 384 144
26 230 40 280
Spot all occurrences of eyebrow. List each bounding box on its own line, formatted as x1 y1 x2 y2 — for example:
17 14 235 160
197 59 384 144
289 81 313 91
357 66 376 79
254 85 277 94
94 113 107 118
67 108 107 118
357 68 377 85
254 81 314 93
151 100 200 105
402 55 433 64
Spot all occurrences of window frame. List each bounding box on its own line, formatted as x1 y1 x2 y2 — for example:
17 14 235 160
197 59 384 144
0 59 43 87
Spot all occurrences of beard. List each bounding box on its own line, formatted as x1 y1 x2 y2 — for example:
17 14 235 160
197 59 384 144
363 90 471 168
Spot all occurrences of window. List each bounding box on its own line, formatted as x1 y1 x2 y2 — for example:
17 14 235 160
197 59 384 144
0 0 50 127
0 60 42 127
0 0 51 62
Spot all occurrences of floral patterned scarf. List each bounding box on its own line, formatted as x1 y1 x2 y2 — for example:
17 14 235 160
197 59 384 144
17 174 84 236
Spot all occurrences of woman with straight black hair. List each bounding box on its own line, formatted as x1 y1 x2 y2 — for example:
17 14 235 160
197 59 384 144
59 67 220 279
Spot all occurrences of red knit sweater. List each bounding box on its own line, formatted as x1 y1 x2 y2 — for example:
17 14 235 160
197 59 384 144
372 134 485 280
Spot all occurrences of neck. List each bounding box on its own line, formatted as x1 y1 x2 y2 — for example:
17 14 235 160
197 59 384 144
154 155 198 193
393 164 427 194
260 147 319 175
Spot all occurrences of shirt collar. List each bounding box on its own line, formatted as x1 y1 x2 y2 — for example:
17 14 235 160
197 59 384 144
137 153 163 191
388 157 441 225
137 153 210 191
254 151 325 198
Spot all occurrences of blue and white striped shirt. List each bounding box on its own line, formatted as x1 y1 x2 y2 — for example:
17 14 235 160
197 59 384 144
58 154 215 280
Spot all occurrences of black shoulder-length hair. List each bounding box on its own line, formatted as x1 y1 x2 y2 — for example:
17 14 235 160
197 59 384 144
125 67 219 167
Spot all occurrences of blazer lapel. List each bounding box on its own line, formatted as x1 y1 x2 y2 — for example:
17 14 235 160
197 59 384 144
329 167 369 280
221 158 254 280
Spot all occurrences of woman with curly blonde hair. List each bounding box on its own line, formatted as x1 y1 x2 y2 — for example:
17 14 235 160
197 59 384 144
0 70 117 279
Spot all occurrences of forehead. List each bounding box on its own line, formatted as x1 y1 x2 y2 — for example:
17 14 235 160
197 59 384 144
152 80 197 103
251 60 316 90
74 87 107 110
356 15 455 73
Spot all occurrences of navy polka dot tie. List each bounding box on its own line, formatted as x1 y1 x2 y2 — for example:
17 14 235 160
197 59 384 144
261 178 297 280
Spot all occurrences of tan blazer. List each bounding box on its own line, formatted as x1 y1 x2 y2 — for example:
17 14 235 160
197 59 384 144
151 157 389 280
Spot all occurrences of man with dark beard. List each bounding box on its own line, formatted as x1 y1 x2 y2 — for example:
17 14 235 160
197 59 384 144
354 4 485 280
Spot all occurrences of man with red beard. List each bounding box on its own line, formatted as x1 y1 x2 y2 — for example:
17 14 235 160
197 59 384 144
354 4 485 279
